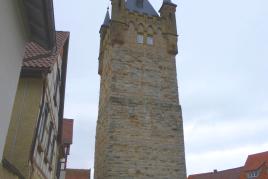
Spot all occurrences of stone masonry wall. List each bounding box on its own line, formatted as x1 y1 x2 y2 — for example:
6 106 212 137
95 5 186 179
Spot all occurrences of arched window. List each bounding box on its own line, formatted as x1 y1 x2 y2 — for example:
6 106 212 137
136 24 144 44
136 34 144 44
146 26 154 45
147 36 153 45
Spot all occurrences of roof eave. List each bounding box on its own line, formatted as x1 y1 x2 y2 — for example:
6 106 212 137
57 35 70 143
21 67 50 78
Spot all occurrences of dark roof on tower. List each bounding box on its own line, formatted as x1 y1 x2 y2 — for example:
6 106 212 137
159 0 177 12
102 9 111 27
126 0 159 17
163 0 176 6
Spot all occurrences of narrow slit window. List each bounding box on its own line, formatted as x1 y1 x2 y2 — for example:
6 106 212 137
147 36 154 45
169 13 173 21
136 34 144 44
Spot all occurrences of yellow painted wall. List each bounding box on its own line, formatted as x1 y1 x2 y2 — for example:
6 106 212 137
0 164 19 179
3 77 43 178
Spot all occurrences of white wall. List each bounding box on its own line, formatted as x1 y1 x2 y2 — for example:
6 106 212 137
0 0 27 160
60 171 66 179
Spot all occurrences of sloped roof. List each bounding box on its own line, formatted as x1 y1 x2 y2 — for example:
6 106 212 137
243 151 268 171
65 169 91 179
23 31 70 70
163 0 176 6
188 167 243 179
126 0 158 16
62 119 74 144
102 9 110 27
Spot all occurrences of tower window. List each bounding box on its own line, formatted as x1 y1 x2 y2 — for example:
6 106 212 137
169 13 173 21
147 36 154 45
136 34 144 44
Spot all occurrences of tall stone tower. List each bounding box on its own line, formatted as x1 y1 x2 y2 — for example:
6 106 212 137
94 0 187 178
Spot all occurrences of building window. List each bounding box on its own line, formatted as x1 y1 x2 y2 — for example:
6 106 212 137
46 123 53 154
48 137 56 166
38 102 49 142
44 122 54 164
136 34 144 44
147 36 154 45
247 170 259 178
53 67 61 106
56 161 62 178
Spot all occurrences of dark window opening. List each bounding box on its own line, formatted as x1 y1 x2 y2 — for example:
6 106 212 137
169 13 173 21
46 122 53 154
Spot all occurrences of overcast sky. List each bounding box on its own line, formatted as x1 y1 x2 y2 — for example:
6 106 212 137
54 0 268 176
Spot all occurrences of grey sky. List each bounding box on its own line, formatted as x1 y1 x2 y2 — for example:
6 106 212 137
54 0 268 176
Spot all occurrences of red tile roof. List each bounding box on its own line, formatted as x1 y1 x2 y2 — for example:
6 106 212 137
65 169 90 179
62 119 74 144
23 31 70 70
188 167 243 179
243 151 268 171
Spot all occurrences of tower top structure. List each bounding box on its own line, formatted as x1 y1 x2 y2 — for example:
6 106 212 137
102 8 110 27
95 1 186 178
125 0 159 16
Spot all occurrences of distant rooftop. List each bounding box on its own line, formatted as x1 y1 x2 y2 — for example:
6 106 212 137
188 167 243 179
188 151 268 179
62 119 74 144
243 151 268 171
65 169 91 179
